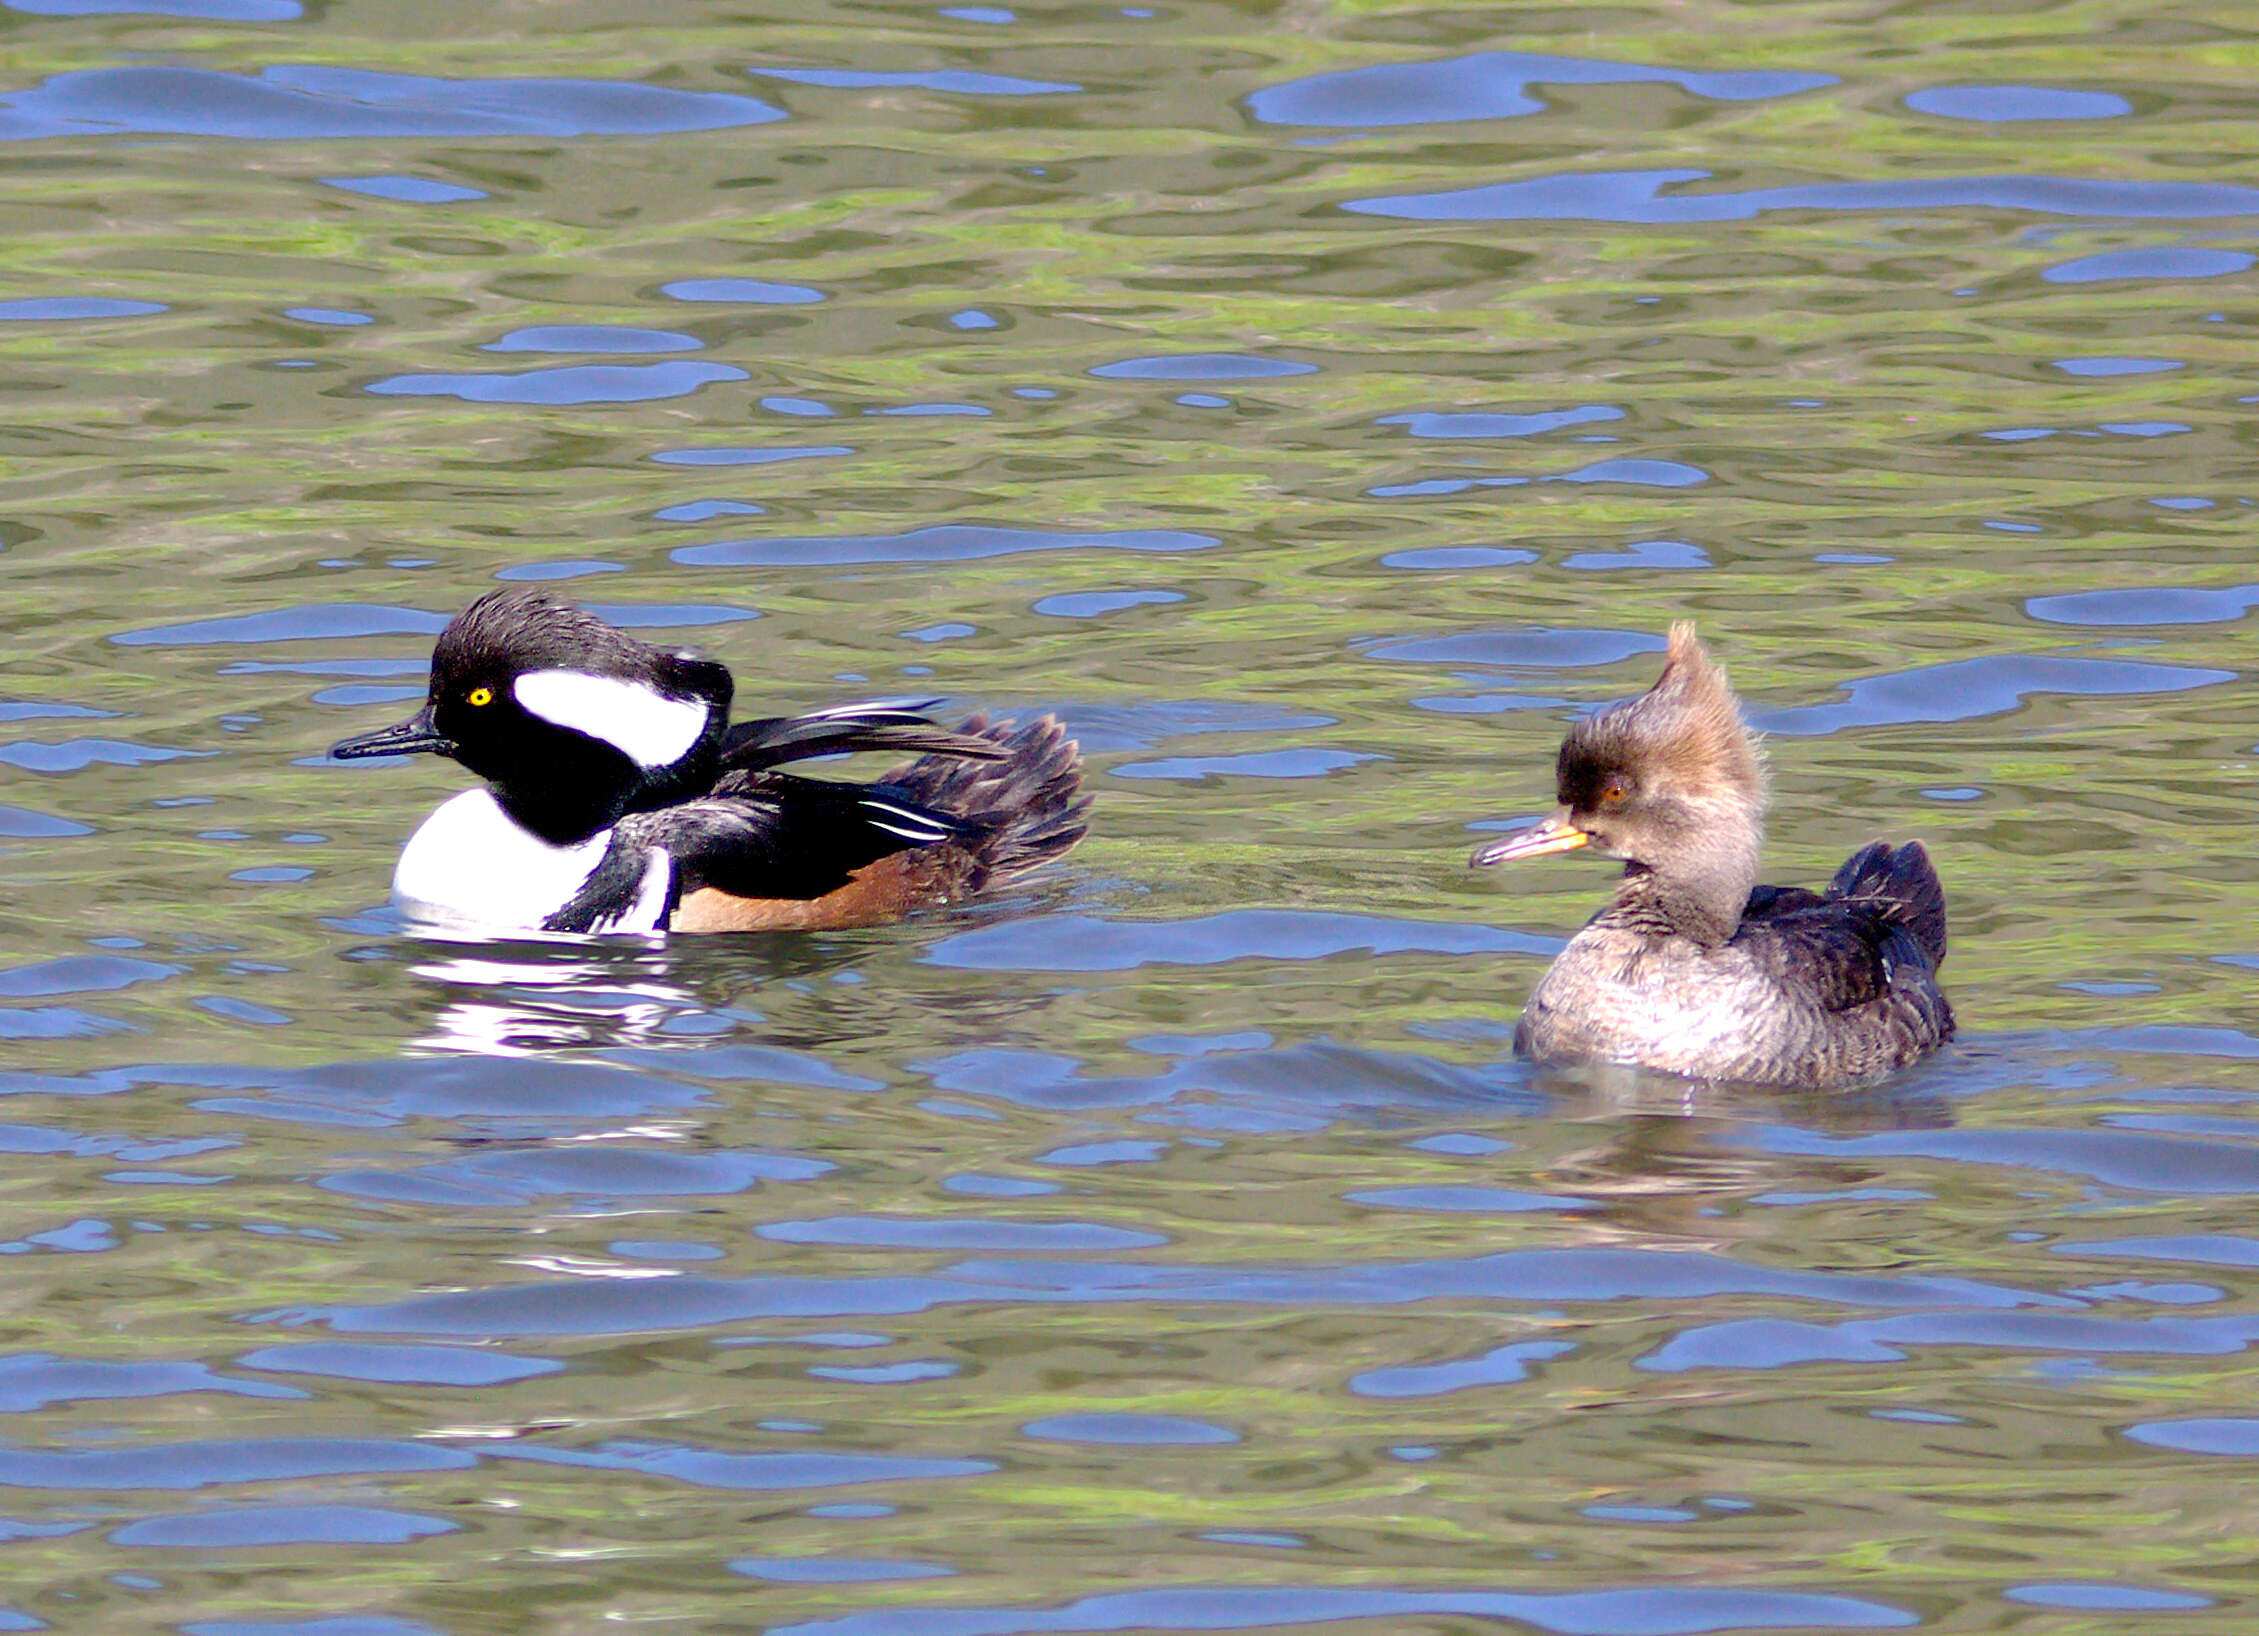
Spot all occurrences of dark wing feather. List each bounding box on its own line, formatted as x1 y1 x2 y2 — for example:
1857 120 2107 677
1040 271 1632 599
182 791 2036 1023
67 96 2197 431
543 829 679 934
1734 903 1900 1012
720 698 1010 774
1827 840 1948 965
1742 884 1827 921
629 774 971 902
1735 842 1949 1016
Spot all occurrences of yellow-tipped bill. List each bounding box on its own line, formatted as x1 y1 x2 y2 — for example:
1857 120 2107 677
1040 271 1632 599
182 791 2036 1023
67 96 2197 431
1470 814 1591 868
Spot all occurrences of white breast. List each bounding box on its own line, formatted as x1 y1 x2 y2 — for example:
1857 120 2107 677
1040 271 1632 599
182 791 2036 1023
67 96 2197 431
391 789 613 933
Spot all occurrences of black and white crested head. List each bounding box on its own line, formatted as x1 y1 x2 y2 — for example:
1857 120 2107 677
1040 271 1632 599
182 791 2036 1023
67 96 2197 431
330 590 1089 937
433 588 732 764
334 588 735 845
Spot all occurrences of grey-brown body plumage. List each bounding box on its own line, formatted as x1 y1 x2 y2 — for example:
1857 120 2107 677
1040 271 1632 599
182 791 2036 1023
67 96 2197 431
1475 623 1953 1088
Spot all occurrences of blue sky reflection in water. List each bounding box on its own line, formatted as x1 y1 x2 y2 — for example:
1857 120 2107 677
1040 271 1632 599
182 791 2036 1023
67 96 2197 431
0 0 2256 1630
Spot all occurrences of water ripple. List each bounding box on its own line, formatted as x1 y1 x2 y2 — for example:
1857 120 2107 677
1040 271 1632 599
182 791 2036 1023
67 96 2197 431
483 325 700 353
235 1342 561 1385
311 1246 2061 1338
673 525 1216 567
1378 406 1624 438
1752 1124 2259 1193
491 1440 994 1490
321 175 483 203
14 0 299 19
1361 627 1661 670
1905 85 2132 122
1350 1339 1578 1399
111 1505 454 1547
926 910 1554 971
2027 584 2259 626
0 1438 473 1490
0 1353 299 1411
760 1218 1167 1252
1111 749 1379 781
1644 1310 2259 1372
753 67 1078 97
2046 247 2254 283
322 1144 828 1206
0 956 180 997
0 296 166 321
1250 52 1835 127
661 278 826 304
770 1583 1914 1636
1348 169 2259 223
366 361 746 404
736 1556 951 1582
1754 655 2234 736
1090 354 1315 381
112 604 445 647
1023 1413 1236 1445
0 66 783 141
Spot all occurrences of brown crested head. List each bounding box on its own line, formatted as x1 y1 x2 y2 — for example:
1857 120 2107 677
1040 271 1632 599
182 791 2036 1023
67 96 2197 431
1557 622 1765 835
1519 623 1767 943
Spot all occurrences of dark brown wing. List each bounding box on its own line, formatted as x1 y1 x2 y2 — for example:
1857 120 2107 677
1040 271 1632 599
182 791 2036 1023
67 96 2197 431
1735 901 1902 1013
1736 842 1950 1019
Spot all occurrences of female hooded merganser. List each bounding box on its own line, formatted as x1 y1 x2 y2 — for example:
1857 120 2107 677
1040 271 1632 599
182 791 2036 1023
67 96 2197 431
1471 623 1952 1087
330 588 1088 934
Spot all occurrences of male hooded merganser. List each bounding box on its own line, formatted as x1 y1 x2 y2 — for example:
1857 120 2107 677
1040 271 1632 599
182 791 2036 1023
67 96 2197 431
330 588 1088 934
1471 623 1952 1087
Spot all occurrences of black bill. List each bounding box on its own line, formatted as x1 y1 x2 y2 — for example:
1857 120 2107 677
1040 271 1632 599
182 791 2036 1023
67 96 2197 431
330 708 453 761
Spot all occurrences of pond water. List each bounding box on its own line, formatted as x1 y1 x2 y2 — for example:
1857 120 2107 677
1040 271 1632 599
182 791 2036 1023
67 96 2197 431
2 0 2257 1630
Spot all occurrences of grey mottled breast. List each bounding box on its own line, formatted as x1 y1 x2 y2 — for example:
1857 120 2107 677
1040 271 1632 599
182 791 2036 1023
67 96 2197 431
1515 921 1950 1088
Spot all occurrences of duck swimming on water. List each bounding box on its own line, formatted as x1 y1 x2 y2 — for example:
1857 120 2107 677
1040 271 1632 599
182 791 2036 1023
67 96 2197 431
331 589 1087 934
1471 623 1952 1087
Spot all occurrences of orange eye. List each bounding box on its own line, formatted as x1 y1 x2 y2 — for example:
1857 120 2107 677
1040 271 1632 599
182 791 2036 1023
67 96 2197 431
466 686 494 707
1600 781 1627 805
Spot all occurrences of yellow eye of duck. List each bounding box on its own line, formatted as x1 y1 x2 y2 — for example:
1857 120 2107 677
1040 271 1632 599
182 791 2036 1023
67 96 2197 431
466 686 494 707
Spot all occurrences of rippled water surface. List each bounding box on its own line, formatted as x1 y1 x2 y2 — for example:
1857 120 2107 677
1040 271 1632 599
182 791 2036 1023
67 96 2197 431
2 0 2257 1629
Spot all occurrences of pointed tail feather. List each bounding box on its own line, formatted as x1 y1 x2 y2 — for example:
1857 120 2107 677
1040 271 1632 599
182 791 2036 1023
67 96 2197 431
885 713 1089 889
1827 840 1948 966
721 698 1012 773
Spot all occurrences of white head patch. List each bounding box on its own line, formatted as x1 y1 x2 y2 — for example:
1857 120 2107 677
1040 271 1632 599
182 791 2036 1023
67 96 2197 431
513 670 709 768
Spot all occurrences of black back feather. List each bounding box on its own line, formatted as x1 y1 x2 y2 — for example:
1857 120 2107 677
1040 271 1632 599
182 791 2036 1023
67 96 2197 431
882 713 1089 889
1737 840 1950 1022
1826 839 1948 966
547 710 1086 926
719 698 1011 774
